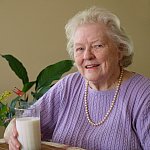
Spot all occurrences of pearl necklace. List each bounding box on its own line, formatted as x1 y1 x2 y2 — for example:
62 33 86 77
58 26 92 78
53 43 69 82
84 68 124 126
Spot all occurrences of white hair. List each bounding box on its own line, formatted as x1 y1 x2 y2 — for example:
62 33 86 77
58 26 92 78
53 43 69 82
65 6 134 67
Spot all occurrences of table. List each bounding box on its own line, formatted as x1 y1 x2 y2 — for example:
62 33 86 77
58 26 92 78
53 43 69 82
0 139 85 150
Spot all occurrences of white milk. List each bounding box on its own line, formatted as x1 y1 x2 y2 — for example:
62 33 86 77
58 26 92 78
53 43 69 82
16 117 41 150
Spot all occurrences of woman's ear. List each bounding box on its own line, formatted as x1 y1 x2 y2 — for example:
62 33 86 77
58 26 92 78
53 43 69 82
118 43 124 60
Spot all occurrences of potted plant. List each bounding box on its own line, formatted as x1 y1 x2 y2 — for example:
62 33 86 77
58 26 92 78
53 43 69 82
0 54 73 127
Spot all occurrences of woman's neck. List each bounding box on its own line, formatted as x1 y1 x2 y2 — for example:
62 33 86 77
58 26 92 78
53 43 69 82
88 68 122 91
88 69 134 91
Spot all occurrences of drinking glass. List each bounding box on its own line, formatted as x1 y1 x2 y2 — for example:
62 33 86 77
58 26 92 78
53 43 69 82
15 104 41 150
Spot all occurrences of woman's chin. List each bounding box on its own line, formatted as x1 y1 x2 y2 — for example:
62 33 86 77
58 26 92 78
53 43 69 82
85 76 100 82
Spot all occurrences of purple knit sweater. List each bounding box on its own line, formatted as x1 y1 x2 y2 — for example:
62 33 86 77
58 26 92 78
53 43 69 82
35 72 150 150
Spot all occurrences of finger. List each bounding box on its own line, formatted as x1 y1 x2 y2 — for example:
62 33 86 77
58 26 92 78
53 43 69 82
9 142 19 150
4 118 16 143
9 135 20 149
9 139 19 150
12 122 18 138
11 137 20 149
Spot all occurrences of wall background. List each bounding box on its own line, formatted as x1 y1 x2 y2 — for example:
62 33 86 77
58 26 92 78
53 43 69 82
0 0 150 138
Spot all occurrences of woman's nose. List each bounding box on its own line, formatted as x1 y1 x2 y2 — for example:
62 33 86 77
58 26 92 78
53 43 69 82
83 48 95 60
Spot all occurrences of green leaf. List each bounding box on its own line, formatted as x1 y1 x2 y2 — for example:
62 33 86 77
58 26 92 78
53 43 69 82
0 105 8 114
1 54 29 84
22 81 36 93
35 60 73 90
32 85 53 100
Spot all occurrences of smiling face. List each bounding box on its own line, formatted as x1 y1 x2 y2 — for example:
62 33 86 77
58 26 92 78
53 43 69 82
73 23 123 90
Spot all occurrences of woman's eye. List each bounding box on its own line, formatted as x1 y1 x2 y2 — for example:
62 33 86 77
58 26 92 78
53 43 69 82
76 47 84 51
93 44 103 49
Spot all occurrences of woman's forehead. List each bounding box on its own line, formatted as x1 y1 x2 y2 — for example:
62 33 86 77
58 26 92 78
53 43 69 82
73 23 111 44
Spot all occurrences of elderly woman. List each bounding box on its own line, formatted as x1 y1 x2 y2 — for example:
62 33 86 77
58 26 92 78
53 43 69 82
5 6 150 150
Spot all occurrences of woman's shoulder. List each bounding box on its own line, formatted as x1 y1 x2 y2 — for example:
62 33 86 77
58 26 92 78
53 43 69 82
49 71 84 91
130 72 150 85
121 71 150 101
38 72 83 101
123 70 150 86
59 71 84 84
122 71 150 113
122 71 150 99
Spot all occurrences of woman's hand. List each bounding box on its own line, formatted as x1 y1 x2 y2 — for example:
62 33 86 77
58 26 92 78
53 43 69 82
4 119 20 150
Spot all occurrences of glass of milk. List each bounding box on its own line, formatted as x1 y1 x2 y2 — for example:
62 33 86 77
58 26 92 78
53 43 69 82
15 104 41 150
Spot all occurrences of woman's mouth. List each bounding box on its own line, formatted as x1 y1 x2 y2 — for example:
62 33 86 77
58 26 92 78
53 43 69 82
85 64 100 69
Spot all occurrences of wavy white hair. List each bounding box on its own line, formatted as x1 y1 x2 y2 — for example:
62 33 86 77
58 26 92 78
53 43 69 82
65 6 134 67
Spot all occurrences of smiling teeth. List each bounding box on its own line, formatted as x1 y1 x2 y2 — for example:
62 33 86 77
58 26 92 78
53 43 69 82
86 64 99 68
